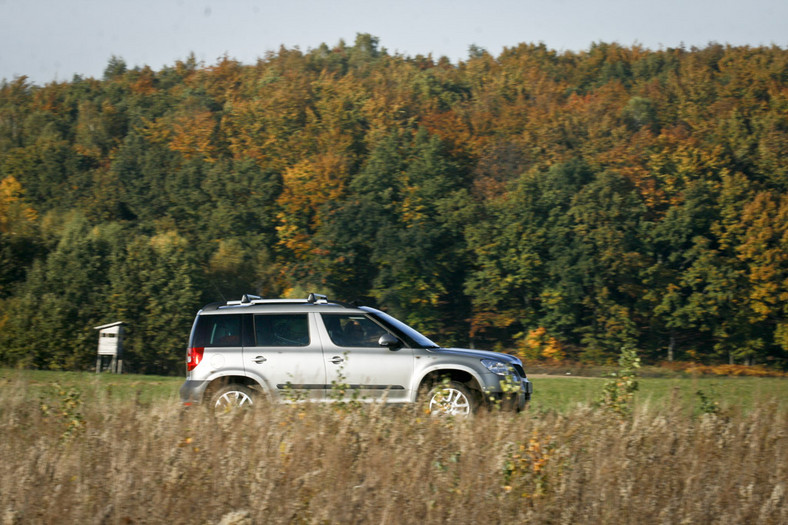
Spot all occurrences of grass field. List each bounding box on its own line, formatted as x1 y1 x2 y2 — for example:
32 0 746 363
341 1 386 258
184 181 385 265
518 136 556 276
529 374 788 415
3 368 786 414
0 368 181 404
1 368 786 523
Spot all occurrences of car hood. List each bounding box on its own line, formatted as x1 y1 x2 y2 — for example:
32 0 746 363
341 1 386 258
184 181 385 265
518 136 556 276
430 347 521 365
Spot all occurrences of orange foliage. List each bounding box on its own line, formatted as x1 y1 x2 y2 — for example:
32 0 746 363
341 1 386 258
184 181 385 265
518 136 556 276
168 110 219 161
659 361 787 377
129 66 157 95
516 327 566 362
276 154 349 258
420 109 481 158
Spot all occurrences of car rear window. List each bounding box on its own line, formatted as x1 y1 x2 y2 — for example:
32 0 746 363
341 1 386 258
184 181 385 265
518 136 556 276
192 314 244 347
254 314 310 347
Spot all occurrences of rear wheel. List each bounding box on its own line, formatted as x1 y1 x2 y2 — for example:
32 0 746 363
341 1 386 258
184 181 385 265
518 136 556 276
425 381 476 416
210 384 254 412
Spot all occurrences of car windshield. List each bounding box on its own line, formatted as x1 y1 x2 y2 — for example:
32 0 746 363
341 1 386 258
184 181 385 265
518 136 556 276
360 307 440 348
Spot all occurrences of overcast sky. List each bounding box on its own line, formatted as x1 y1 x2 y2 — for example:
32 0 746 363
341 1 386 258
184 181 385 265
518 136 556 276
1 0 786 85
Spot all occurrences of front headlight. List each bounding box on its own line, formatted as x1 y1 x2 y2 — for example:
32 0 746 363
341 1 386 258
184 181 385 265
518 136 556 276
481 359 512 376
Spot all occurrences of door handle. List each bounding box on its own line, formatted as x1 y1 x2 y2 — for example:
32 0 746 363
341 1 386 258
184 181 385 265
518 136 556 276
330 356 344 365
253 356 267 364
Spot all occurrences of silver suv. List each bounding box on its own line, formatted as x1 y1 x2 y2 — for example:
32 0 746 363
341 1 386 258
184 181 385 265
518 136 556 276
179 294 532 415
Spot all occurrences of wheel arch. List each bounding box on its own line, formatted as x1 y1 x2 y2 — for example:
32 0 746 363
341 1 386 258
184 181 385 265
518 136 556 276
203 374 268 403
415 367 484 402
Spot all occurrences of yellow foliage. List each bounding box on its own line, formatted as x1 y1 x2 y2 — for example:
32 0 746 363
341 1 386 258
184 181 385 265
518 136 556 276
775 323 788 351
0 176 37 235
735 192 788 320
209 239 245 274
138 117 172 144
150 230 188 253
398 179 426 226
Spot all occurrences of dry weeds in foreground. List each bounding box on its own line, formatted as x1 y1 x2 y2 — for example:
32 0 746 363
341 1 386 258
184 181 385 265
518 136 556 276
0 382 786 524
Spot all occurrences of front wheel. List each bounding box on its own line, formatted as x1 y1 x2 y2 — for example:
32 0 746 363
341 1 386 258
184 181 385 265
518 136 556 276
210 384 255 412
425 381 476 416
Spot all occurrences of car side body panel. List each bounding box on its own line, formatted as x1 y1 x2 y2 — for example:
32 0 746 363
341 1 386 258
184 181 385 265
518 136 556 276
180 296 533 410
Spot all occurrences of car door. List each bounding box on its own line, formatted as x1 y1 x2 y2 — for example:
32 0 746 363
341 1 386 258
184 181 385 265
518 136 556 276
318 312 414 402
190 313 248 377
243 312 326 401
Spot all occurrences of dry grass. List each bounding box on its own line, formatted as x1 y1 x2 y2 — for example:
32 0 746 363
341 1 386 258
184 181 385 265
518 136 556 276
1 379 786 524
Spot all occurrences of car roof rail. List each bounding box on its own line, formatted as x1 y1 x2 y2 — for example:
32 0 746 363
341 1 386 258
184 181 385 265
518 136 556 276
224 293 334 307
307 293 328 304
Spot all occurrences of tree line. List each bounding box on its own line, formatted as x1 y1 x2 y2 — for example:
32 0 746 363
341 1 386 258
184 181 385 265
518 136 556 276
1 35 786 374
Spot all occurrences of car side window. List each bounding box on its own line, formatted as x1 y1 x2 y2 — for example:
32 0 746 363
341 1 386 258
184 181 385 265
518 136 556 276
193 314 243 347
254 314 310 347
322 314 388 347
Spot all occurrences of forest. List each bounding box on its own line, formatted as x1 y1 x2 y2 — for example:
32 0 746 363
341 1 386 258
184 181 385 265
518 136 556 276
0 35 786 375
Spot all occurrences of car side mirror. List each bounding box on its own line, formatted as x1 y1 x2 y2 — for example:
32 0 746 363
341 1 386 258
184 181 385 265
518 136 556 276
378 333 402 349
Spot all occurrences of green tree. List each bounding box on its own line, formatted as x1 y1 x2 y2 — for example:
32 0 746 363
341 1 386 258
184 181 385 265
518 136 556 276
0 213 120 369
107 231 202 374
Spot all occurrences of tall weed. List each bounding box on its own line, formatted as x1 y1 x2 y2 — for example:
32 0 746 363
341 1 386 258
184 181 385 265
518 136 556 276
0 381 785 524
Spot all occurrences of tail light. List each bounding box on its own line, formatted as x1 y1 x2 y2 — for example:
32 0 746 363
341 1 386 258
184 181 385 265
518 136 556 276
187 346 204 371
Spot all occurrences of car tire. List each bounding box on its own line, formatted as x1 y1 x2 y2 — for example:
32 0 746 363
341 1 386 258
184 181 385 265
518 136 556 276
210 384 255 412
425 381 476 416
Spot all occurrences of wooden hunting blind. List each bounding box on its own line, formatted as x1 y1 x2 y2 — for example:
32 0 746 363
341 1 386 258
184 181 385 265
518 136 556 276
94 321 125 373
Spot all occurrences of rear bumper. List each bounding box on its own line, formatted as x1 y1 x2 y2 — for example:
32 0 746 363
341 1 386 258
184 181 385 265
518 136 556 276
179 380 209 405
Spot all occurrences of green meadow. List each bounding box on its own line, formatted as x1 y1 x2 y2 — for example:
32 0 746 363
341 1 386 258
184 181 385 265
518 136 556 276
3 368 786 415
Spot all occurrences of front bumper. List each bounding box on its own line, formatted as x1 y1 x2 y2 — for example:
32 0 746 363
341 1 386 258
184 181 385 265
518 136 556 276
485 376 533 411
